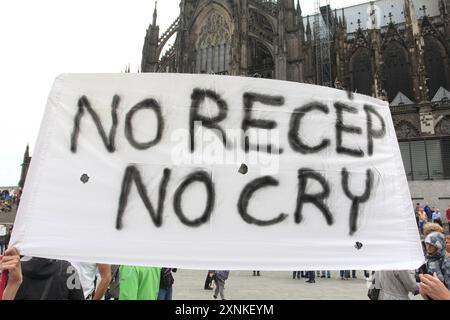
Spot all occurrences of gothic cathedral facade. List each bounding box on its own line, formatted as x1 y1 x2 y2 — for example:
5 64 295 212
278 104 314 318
141 0 450 208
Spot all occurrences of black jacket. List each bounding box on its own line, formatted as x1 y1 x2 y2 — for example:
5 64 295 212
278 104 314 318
15 258 84 300
160 268 177 289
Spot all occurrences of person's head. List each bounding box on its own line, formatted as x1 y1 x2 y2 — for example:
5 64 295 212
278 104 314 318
423 223 444 237
426 243 438 256
425 232 446 258
419 207 424 212
416 203 420 207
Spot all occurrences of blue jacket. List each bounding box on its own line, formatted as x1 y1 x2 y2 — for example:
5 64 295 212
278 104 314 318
424 206 433 220
215 270 230 281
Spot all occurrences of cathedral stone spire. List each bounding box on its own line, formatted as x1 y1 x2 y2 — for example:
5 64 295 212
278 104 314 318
24 144 29 160
306 15 311 36
18 145 31 188
297 0 304 33
141 0 160 72
152 1 158 26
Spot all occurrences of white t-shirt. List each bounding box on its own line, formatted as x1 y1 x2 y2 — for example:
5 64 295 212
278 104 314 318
70 262 99 298
0 225 7 236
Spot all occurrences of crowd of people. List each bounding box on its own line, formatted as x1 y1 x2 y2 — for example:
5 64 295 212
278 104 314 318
0 250 234 301
290 270 366 283
0 189 19 214
1 202 449 300
362 200 450 300
415 202 449 235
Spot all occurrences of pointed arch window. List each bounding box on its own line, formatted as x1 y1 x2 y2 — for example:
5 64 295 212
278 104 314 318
424 36 450 98
383 42 414 102
195 12 231 74
350 48 373 96
248 38 274 78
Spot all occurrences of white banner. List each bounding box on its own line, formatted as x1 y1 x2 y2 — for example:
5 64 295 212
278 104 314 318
10 73 423 270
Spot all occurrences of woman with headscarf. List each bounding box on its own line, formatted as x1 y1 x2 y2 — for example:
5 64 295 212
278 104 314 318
425 232 450 290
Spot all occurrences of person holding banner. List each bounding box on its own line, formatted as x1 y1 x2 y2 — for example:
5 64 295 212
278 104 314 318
0 247 22 300
14 257 84 300
420 273 450 300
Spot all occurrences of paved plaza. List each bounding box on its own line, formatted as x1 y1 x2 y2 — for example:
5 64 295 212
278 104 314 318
0 205 16 225
172 269 422 300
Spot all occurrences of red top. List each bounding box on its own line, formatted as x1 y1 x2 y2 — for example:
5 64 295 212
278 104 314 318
447 208 450 221
0 271 7 300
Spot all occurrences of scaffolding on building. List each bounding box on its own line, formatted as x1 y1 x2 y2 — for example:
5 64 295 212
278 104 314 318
314 0 333 87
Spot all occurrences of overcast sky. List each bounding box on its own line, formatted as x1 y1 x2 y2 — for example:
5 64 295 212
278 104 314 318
0 0 369 186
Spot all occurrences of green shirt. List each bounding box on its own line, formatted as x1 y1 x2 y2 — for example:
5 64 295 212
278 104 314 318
119 265 161 300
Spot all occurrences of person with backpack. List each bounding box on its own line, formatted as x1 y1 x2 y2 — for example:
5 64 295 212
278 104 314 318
104 265 120 300
158 268 177 300
213 270 229 300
